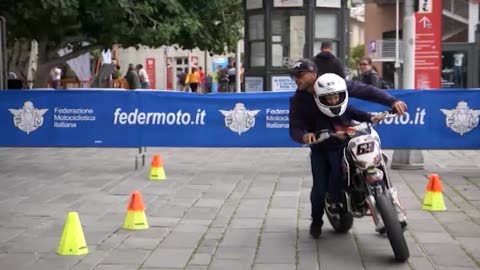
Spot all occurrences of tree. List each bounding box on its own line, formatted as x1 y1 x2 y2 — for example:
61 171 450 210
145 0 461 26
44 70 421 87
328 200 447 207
0 0 243 88
347 44 365 78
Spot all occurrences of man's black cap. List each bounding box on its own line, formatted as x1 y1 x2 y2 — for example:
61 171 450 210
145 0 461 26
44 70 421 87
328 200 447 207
290 58 317 77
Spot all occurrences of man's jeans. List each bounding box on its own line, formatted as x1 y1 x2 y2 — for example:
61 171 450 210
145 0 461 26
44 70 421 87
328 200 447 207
310 149 344 222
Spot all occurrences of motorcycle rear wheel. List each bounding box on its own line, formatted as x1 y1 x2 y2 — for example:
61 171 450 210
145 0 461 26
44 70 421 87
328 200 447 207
376 194 410 262
327 211 353 233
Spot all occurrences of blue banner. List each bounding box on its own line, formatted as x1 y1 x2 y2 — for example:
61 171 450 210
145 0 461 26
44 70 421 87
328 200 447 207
0 89 479 149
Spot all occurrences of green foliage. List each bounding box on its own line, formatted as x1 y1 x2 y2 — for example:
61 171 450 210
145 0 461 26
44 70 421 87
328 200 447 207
348 44 365 75
0 0 243 54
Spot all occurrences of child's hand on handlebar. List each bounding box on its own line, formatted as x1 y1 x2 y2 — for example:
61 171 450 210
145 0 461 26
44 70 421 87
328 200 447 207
371 113 387 123
334 131 349 141
302 133 316 144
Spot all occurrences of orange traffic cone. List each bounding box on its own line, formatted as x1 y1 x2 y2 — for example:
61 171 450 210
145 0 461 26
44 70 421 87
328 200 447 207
422 174 446 211
149 154 166 180
123 190 149 230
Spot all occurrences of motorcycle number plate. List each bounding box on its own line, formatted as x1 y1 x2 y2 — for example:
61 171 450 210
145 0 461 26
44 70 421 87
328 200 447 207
356 142 375 155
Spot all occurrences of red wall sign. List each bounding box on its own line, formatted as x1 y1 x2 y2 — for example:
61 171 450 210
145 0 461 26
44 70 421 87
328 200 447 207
145 58 156 89
414 0 442 89
166 57 173 90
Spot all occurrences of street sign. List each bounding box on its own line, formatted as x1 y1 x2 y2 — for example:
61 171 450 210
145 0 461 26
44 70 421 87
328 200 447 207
414 0 442 89
368 40 376 53
145 58 156 89
416 0 432 13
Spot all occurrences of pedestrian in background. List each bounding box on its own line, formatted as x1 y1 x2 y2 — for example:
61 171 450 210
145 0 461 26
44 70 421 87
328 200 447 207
136 64 151 89
50 66 62 89
186 67 201 93
357 57 383 89
125 64 141 90
312 41 345 78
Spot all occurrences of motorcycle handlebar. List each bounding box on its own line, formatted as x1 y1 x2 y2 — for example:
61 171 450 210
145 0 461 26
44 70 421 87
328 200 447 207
302 111 399 147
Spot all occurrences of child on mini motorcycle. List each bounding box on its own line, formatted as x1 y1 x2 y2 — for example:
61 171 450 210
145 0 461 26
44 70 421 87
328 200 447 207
308 73 407 232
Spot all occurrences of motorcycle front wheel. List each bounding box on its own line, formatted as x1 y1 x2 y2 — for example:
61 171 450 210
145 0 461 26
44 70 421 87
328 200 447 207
376 194 410 262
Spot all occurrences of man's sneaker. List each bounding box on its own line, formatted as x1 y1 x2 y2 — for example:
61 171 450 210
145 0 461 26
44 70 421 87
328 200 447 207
310 220 323 239
400 220 408 231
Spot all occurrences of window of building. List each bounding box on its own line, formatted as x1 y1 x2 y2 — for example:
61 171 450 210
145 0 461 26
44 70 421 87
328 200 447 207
246 0 263 10
313 12 339 56
176 57 188 66
248 14 265 66
442 50 468 88
271 11 306 67
273 0 303 7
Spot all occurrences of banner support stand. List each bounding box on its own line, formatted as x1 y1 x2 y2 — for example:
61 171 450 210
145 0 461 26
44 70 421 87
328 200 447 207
135 147 147 170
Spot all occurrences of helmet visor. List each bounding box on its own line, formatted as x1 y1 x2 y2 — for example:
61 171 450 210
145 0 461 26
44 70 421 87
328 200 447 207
318 91 347 107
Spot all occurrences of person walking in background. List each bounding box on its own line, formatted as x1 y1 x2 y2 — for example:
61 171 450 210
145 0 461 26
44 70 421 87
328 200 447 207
198 67 205 93
177 68 189 91
186 67 201 93
216 65 229 92
357 57 383 89
204 74 213 93
125 64 141 90
112 65 122 79
311 41 345 78
227 62 237 92
136 64 151 89
50 66 62 89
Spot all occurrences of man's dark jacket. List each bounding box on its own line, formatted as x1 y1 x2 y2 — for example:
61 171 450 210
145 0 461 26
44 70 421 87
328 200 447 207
289 80 398 147
312 52 345 78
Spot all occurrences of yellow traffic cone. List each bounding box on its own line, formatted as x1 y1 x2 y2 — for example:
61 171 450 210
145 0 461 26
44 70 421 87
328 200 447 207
57 212 88 256
149 154 166 180
422 174 446 211
123 190 149 230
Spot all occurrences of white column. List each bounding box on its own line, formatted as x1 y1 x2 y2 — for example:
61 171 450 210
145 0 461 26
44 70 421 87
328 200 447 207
402 0 415 89
235 40 242 93
394 0 401 89
469 2 479 42
391 0 424 170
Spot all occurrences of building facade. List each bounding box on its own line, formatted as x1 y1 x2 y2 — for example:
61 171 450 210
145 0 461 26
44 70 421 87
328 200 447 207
116 45 240 91
364 0 480 88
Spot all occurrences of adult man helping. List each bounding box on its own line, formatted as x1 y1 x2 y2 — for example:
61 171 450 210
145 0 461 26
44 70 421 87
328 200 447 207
288 59 407 239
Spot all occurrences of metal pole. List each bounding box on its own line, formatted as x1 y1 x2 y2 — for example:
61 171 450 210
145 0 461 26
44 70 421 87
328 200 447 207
402 0 415 89
394 0 400 89
0 17 6 90
235 40 241 93
187 50 191 73
391 0 424 170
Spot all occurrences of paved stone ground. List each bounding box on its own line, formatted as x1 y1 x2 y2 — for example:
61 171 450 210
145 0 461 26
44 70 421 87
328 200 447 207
0 147 479 270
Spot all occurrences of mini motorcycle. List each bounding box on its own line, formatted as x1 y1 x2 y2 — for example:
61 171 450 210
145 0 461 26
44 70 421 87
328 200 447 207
312 112 409 262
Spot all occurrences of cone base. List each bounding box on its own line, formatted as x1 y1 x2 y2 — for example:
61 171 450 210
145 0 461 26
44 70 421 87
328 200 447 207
123 210 149 230
57 212 88 256
422 191 446 211
149 167 166 180
57 246 89 256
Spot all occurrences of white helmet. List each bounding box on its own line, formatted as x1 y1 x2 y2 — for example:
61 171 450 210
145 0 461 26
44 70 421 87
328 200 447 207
313 73 349 117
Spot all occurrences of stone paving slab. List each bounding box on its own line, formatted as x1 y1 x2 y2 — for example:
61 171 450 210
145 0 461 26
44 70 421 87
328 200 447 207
0 148 479 270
